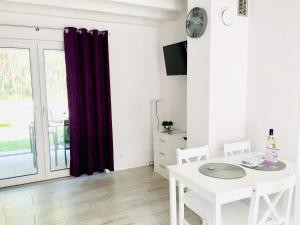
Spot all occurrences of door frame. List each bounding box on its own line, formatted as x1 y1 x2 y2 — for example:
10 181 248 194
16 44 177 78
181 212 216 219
0 39 46 187
0 39 70 188
38 41 69 179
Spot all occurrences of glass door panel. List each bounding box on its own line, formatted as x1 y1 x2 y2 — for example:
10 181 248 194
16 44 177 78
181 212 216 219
0 40 69 187
43 49 70 171
0 48 38 180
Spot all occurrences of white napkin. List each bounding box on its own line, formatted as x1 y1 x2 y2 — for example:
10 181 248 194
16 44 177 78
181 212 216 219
240 156 263 167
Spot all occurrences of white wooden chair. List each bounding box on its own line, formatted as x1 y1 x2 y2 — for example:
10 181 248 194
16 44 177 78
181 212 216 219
206 174 295 225
247 174 295 225
223 140 251 158
176 145 211 225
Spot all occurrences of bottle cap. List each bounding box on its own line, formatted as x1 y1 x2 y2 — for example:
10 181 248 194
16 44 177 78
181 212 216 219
269 129 274 136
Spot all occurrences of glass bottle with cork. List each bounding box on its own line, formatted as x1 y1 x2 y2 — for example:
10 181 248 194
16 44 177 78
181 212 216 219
265 129 279 164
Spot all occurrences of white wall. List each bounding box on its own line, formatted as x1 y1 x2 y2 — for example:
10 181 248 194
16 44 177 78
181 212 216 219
246 0 300 161
246 1 300 222
109 25 160 170
0 11 161 171
208 0 249 156
187 0 210 148
159 12 187 131
188 0 249 156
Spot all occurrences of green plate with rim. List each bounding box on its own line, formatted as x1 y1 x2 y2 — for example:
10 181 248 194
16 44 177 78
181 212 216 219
199 163 246 179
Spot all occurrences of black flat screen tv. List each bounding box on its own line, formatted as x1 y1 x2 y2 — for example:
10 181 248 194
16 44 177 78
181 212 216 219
163 41 187 76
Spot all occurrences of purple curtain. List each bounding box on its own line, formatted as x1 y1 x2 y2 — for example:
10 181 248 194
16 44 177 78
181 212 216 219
64 27 114 177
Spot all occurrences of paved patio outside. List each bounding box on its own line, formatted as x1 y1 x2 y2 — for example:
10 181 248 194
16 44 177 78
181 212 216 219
0 149 70 180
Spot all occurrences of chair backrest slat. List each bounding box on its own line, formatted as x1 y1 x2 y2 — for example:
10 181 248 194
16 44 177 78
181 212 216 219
176 145 209 165
223 140 251 158
248 174 295 225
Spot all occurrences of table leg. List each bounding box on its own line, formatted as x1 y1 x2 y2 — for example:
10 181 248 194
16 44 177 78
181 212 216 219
178 183 184 225
212 202 221 225
169 174 177 225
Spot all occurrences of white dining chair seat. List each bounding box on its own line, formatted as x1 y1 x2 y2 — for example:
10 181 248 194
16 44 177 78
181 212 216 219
216 201 277 225
184 193 281 225
184 189 212 218
221 201 250 225
183 195 250 225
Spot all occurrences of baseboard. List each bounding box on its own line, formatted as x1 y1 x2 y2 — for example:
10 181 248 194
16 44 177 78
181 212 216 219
114 161 152 171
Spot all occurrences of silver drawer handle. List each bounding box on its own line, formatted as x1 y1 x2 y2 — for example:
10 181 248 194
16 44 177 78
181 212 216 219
159 139 165 143
159 164 166 169
159 152 166 156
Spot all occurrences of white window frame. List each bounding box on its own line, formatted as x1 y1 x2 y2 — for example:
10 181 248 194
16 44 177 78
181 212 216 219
0 33 70 187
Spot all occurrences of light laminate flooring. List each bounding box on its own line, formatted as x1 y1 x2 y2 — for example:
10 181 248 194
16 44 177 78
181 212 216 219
0 166 201 225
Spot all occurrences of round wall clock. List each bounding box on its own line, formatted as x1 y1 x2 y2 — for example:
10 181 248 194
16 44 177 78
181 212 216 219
186 7 208 38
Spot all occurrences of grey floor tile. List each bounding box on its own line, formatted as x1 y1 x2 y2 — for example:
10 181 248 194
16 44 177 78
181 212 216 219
1 166 200 225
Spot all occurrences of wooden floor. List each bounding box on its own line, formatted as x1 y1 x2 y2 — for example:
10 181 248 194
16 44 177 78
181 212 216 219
0 166 201 225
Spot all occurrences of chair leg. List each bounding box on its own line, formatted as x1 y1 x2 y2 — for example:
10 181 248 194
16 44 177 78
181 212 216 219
178 184 185 225
179 202 184 225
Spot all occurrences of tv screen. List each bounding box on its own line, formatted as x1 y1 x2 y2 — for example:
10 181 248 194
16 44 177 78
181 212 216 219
163 41 187 76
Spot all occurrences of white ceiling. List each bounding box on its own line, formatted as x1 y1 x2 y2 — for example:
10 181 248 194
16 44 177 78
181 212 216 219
0 0 186 22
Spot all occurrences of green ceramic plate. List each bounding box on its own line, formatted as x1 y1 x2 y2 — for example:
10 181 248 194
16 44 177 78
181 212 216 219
199 163 246 179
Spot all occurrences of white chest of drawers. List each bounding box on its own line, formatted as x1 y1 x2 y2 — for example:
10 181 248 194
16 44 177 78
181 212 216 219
153 130 187 178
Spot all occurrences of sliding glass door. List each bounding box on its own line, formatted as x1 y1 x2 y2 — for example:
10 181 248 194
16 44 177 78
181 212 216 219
39 42 70 176
0 40 70 187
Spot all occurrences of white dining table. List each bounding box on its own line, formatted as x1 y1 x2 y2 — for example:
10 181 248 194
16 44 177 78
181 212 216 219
168 153 296 225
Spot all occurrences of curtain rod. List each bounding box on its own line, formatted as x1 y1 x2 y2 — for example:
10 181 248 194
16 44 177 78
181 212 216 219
0 23 111 34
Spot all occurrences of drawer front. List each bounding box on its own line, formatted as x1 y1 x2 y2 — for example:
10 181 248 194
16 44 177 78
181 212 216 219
157 136 170 149
154 150 169 166
154 161 168 178
172 135 187 150
153 131 187 178
168 154 177 166
155 145 177 164
154 148 168 163
156 163 167 171
155 143 169 155
157 150 167 158
154 151 176 167
156 147 176 165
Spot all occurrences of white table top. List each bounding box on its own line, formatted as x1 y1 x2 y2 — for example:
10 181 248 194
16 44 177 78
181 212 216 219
168 153 296 204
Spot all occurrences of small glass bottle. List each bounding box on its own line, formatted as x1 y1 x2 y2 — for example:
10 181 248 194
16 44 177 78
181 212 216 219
266 129 278 163
267 129 276 148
